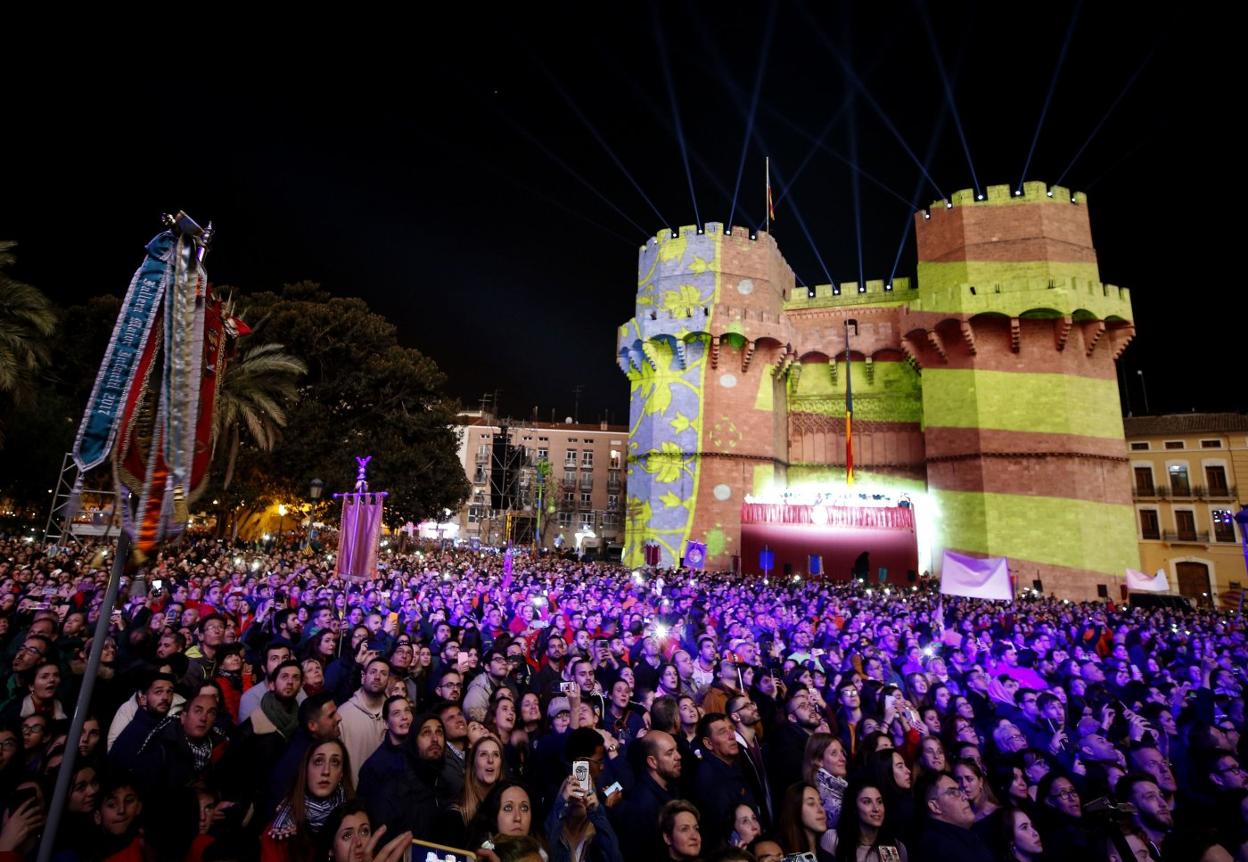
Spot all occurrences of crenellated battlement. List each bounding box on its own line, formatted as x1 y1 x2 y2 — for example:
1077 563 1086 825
640 221 775 252
784 277 913 310
922 181 1087 215
909 275 1132 320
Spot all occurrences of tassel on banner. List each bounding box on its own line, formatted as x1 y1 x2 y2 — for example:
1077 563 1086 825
62 473 85 533
172 483 189 527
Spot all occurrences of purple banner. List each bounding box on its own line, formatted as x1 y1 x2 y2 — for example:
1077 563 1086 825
336 493 385 581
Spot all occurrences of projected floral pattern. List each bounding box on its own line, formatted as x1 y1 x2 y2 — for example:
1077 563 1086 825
621 229 720 566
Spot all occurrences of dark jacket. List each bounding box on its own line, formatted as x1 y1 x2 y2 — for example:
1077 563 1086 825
611 771 676 860
910 818 995 862
544 791 624 862
361 748 456 843
764 721 811 802
693 752 758 849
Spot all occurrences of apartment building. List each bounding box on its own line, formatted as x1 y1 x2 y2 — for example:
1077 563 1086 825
452 411 628 556
1124 413 1248 607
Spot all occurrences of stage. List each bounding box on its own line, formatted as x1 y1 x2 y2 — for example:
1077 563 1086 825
738 503 919 583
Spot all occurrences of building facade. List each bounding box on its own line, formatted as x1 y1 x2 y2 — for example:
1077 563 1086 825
617 182 1140 599
1124 413 1248 607
452 413 628 555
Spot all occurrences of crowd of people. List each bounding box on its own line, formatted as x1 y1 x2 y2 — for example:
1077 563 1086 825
0 534 1245 862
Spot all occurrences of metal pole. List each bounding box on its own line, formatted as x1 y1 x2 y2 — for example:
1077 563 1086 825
38 529 131 862
1137 369 1150 414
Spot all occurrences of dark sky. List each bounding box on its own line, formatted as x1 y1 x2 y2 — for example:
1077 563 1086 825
1 5 1231 422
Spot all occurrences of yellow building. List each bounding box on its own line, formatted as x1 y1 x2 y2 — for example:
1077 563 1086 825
1124 413 1248 607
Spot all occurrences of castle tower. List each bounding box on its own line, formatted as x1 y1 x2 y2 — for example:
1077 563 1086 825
617 223 795 568
902 182 1139 597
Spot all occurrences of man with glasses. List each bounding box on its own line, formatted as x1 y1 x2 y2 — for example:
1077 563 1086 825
727 695 772 828
433 669 464 705
913 771 992 862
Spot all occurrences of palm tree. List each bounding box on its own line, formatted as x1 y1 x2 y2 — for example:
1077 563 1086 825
214 339 307 488
0 241 57 408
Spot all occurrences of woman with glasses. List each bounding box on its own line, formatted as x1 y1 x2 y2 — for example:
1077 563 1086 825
1033 773 1091 862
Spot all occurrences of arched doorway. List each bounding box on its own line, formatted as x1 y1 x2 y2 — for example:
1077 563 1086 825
1175 561 1212 606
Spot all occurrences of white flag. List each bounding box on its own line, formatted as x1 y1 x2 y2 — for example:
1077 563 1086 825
1126 568 1169 593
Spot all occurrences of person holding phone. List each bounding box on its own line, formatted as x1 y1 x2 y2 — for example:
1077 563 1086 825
544 728 622 862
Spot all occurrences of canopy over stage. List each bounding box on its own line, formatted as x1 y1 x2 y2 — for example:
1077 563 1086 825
738 503 918 582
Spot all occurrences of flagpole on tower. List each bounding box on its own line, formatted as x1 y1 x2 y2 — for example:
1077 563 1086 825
765 156 772 235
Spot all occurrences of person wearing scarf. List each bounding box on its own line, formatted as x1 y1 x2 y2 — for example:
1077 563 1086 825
261 738 355 862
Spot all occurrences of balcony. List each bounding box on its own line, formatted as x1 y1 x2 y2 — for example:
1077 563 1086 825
607 479 622 492
1163 530 1209 544
475 451 490 463
1208 485 1237 501
1133 484 1157 499
579 477 594 491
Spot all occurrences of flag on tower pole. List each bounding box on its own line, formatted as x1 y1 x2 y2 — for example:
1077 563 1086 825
845 319 855 486
765 156 775 231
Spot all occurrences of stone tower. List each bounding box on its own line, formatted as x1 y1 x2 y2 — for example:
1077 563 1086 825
617 223 795 568
616 182 1139 598
901 181 1139 595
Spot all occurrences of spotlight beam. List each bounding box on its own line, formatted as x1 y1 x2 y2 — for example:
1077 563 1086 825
652 7 702 228
727 4 779 231
1018 0 1084 190
915 1 980 195
1056 46 1156 186
800 7 946 200
498 106 652 238
760 102 914 209
532 56 671 228
888 105 950 288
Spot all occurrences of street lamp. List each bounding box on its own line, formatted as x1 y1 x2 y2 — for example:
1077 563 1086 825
304 479 324 550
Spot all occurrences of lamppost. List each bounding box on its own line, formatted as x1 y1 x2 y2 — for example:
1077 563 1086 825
304 478 324 550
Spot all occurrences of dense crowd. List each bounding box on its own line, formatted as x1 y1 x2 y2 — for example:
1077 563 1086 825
0 535 1245 862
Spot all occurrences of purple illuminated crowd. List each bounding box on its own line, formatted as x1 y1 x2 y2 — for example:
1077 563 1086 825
0 536 1246 862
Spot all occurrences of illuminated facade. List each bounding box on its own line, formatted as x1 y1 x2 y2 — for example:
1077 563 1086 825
1124 413 1248 608
617 182 1140 599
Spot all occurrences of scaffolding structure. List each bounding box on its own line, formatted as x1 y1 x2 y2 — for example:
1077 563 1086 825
42 452 119 547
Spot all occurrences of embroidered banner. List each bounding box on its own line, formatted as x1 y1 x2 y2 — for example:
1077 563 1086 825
740 504 915 530
71 232 173 472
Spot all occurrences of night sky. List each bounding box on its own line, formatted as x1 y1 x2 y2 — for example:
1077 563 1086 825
1 5 1230 422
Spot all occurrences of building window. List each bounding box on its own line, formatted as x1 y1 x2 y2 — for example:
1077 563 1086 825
610 449 622 469
562 491 574 505
537 448 548 461
580 513 595 528
1164 441 1184 450
608 494 619 510
582 450 594 467
468 506 482 524
601 512 620 527
564 451 577 467
1140 509 1160 540
1168 464 1191 497
1201 439 1223 449
1206 465 1230 496
580 492 592 507
558 512 573 527
1174 509 1197 541
1133 467 1155 496
1130 441 1149 451
1213 509 1236 543
563 471 576 485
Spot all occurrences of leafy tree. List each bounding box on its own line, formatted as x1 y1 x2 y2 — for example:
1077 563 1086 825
224 283 470 524
214 339 307 490
0 242 57 422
